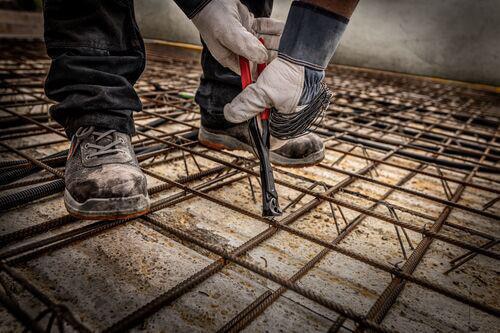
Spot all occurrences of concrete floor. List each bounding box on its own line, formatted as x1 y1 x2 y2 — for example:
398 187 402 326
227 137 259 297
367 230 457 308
0 42 499 333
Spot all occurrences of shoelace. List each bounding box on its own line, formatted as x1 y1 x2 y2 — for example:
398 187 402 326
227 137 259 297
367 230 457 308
68 126 126 159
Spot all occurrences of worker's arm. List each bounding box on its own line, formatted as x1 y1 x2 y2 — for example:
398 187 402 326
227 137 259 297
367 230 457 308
224 0 359 124
174 0 283 75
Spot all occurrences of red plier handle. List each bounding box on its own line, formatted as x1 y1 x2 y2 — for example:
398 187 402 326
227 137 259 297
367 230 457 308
238 39 270 120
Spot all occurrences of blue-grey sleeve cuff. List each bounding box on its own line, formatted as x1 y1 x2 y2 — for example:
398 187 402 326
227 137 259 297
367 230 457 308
278 1 348 70
174 0 213 19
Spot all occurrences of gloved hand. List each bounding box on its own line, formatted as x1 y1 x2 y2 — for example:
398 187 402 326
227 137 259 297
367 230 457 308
223 56 325 123
192 0 283 74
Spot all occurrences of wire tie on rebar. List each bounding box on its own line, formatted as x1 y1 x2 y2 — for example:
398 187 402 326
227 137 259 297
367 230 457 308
482 196 499 211
181 149 189 176
260 256 268 268
190 153 203 172
285 181 320 212
320 183 341 234
388 260 404 279
362 147 379 177
336 204 349 227
421 223 430 239
435 165 452 200
386 205 413 258
247 176 257 203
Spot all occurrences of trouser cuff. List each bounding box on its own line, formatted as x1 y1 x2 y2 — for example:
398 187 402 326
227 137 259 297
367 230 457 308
195 79 242 130
55 109 135 138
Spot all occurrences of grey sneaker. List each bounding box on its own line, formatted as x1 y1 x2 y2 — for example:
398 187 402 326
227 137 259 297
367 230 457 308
64 127 150 220
198 124 325 167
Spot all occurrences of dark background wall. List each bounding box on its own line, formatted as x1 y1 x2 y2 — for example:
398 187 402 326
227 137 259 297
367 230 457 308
135 0 500 86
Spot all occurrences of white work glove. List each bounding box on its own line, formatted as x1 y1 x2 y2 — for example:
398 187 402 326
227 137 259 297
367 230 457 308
224 57 325 123
192 0 284 74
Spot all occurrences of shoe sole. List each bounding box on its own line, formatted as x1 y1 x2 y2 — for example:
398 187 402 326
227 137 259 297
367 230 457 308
64 189 150 220
198 127 325 167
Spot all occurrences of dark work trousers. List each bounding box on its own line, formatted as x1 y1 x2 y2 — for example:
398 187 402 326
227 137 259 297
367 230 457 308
43 0 273 138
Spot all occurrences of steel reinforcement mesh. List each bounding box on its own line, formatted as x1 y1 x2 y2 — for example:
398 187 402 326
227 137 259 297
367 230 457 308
0 40 499 333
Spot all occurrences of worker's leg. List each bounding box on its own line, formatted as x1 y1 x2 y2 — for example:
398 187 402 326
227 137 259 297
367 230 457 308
44 0 145 138
43 0 149 219
196 0 324 167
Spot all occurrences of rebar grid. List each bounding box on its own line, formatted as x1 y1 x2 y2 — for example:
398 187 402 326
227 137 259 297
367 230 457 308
0 40 499 333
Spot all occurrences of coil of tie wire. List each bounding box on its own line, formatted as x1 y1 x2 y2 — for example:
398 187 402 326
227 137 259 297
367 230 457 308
269 82 333 140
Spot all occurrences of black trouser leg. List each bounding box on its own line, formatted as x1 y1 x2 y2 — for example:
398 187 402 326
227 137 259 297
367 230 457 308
195 0 274 130
43 0 145 138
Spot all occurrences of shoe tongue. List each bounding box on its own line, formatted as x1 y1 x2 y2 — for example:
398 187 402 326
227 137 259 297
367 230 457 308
92 128 116 145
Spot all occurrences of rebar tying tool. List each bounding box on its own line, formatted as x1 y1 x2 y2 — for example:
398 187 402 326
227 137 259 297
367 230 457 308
239 52 282 217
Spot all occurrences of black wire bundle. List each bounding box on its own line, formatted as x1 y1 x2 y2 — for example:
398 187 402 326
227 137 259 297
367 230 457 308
269 82 333 140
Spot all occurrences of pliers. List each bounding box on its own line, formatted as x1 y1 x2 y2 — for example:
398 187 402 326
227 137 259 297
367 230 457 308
239 53 282 217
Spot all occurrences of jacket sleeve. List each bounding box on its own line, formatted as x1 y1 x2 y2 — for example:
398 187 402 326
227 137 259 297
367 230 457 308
278 0 359 70
173 0 213 19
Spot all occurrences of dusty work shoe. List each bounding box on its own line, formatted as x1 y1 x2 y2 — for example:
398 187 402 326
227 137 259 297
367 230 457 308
198 124 324 167
64 127 150 220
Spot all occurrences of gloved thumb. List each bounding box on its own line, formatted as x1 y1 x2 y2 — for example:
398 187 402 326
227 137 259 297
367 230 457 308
224 82 271 123
224 57 305 123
